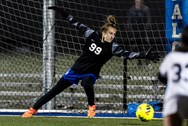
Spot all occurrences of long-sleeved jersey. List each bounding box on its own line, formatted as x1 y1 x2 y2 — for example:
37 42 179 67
63 14 144 77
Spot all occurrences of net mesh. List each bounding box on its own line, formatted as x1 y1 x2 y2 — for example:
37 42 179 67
0 0 165 114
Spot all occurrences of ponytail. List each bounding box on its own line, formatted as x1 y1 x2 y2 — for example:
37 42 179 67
100 15 117 33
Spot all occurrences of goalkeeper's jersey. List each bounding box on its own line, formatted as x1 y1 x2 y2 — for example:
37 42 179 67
64 14 143 77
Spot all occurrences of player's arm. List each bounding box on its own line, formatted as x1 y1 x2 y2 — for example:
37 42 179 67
158 72 167 84
158 53 172 85
112 42 144 59
112 43 159 61
48 6 94 38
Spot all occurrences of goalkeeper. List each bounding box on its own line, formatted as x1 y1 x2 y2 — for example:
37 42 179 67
22 6 159 118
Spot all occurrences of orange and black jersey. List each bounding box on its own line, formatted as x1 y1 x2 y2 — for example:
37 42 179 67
64 14 143 77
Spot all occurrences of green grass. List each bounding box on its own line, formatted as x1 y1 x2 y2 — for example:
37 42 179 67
1 116 188 126
0 116 163 126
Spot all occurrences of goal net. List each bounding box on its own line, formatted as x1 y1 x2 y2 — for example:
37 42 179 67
0 0 166 116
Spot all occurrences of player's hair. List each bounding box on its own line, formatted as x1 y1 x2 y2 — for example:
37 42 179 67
181 26 188 46
100 15 117 33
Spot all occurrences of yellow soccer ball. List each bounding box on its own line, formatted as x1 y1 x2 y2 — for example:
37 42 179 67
136 103 154 122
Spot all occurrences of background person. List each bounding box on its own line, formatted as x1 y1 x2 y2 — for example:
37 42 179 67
127 0 151 66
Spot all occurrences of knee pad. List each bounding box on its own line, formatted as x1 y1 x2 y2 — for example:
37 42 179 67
81 76 95 88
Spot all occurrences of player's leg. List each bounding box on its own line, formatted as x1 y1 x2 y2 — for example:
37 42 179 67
163 95 188 126
81 76 96 118
163 114 182 126
22 77 72 118
33 77 72 109
163 98 179 126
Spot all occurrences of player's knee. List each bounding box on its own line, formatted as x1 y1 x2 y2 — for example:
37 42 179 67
81 76 95 89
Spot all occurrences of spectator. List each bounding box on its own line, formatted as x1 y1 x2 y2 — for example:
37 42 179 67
127 0 151 66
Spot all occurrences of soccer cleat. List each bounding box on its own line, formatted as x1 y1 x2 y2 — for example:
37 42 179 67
87 105 96 118
21 107 37 118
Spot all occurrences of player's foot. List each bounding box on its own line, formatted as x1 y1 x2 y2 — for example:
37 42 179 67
87 105 96 118
22 107 37 118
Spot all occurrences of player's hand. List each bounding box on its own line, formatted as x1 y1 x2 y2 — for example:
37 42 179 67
145 47 160 62
48 6 69 18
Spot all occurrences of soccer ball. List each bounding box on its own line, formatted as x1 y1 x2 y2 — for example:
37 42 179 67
136 103 154 122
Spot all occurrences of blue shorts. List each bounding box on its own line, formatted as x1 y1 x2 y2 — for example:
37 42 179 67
63 69 97 85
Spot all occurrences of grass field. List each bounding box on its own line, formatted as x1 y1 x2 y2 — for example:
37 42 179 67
1 116 188 126
0 116 163 126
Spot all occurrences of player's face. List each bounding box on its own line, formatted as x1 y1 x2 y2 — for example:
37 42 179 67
102 26 117 43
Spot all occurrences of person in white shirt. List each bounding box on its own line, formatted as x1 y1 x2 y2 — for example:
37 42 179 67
158 26 188 126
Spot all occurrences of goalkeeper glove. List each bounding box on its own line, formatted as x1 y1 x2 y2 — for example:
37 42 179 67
145 47 160 62
48 6 69 18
